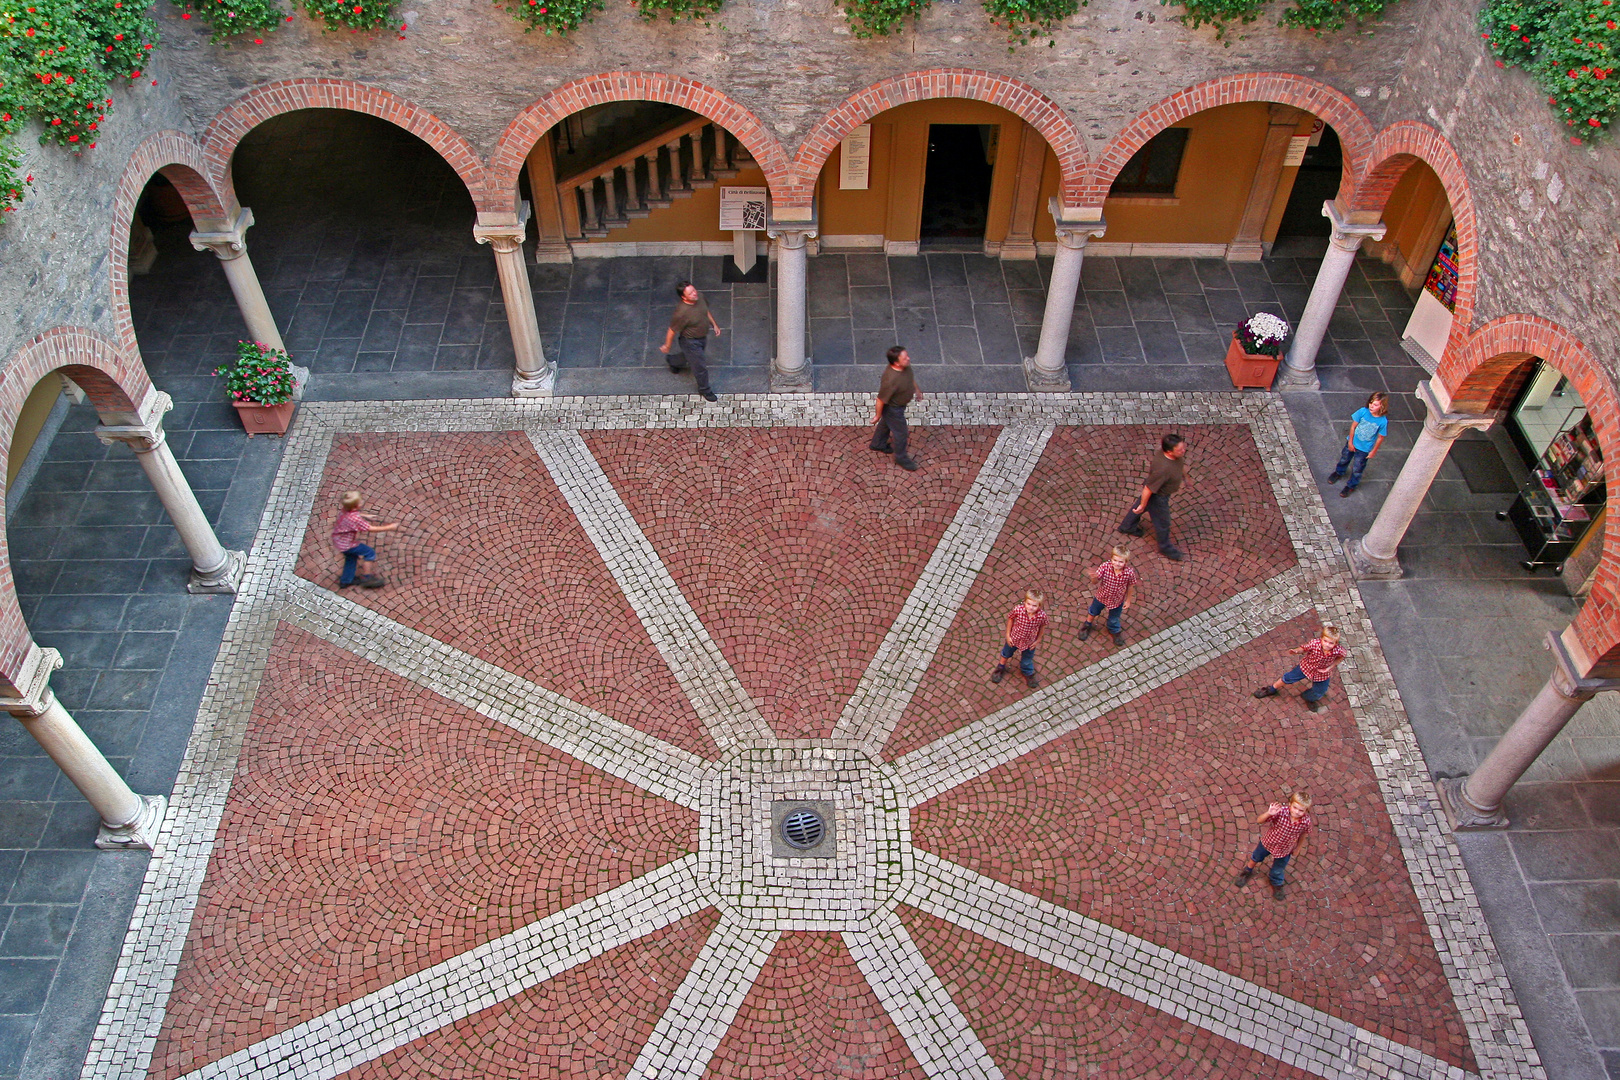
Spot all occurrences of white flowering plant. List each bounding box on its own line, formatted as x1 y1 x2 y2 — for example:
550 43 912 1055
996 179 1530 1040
1237 312 1292 357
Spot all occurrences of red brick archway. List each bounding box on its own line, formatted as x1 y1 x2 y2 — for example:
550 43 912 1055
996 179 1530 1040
1083 74 1376 210
1443 315 1620 667
109 132 237 357
201 80 488 211
1349 121 1478 335
0 327 153 687
790 70 1086 209
487 74 792 212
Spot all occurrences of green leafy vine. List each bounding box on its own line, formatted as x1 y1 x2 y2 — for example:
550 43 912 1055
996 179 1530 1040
839 0 928 39
1168 0 1395 39
984 0 1080 47
1481 0 1617 142
495 0 604 36
636 0 723 23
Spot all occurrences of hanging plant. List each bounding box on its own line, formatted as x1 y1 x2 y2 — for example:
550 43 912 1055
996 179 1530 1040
635 0 723 23
298 0 398 31
983 0 1080 47
1482 0 1618 143
839 0 929 38
1167 0 1399 39
170 0 286 45
497 0 603 35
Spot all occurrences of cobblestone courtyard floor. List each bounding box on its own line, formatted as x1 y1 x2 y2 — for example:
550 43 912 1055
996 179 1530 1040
77 394 1539 1080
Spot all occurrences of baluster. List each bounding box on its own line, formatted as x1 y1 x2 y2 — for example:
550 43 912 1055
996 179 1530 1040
643 149 664 203
718 127 733 171
627 160 645 213
666 137 691 193
700 125 716 181
602 168 620 221
580 183 599 231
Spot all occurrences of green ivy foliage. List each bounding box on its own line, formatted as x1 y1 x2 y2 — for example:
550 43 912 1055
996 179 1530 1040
839 0 928 39
297 0 399 32
636 0 723 24
0 0 158 219
1168 0 1394 39
983 0 1080 47
1482 0 1618 142
496 0 604 36
170 0 286 44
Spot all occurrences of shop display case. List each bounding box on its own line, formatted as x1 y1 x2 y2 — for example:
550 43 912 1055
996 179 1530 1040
1498 414 1605 572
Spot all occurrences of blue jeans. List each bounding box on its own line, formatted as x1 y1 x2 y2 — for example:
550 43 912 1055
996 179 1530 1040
1331 445 1370 490
999 644 1035 677
1087 597 1124 634
1250 843 1292 887
339 543 376 585
1282 665 1330 702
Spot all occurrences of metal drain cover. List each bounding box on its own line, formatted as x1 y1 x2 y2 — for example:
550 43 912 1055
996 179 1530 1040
771 799 836 858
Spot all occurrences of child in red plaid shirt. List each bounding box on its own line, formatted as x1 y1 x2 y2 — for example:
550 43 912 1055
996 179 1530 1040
1235 791 1314 900
1253 624 1346 712
991 589 1047 689
331 490 400 589
1079 545 1138 647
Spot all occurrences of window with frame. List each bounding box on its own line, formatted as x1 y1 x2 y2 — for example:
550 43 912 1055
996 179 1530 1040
1109 128 1190 196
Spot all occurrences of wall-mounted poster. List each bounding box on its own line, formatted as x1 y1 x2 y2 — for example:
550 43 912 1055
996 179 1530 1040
1422 221 1459 312
839 125 871 190
719 187 768 231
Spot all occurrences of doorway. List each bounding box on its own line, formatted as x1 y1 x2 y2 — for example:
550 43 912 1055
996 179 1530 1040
919 124 996 248
1274 126 1342 248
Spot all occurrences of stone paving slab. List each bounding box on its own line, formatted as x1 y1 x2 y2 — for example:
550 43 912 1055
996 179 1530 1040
72 394 1538 1080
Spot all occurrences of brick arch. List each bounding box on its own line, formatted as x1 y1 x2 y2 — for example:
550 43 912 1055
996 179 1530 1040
1083 74 1376 209
789 70 1087 209
487 73 792 210
1443 315 1620 666
0 327 154 686
109 132 238 357
1348 121 1478 332
201 80 488 210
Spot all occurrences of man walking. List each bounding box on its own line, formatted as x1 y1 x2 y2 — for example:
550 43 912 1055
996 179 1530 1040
870 345 920 472
659 280 723 403
1327 391 1388 497
1119 433 1188 561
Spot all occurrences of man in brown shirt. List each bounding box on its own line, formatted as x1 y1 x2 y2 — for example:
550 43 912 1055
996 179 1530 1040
659 280 722 402
1118 432 1188 561
870 345 920 472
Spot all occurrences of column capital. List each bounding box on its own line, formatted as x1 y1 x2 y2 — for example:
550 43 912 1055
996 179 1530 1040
473 201 531 255
1545 628 1620 701
1321 200 1386 252
0 645 63 718
95 390 173 452
1049 197 1106 250
1416 380 1493 441
766 205 819 247
190 207 256 261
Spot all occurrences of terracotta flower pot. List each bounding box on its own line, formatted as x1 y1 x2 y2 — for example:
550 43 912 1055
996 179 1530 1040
1223 331 1282 390
232 399 296 436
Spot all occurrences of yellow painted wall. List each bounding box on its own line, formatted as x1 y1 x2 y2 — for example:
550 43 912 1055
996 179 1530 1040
1261 114 1324 243
574 165 768 245
7 378 60 488
819 123 894 237
1368 161 1450 282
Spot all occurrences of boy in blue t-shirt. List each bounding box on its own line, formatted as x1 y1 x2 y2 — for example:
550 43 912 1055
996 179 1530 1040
1328 391 1389 497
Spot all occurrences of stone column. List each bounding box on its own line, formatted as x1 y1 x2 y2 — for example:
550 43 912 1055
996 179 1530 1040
1439 630 1620 829
1277 201 1386 389
0 645 165 849
475 204 557 398
97 390 246 594
999 124 1049 261
1225 104 1304 262
767 210 818 393
191 208 309 398
1024 199 1105 393
1345 380 1492 580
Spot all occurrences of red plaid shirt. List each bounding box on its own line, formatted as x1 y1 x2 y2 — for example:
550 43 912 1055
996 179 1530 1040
1006 602 1048 650
1092 562 1139 609
1259 803 1314 856
1298 638 1347 682
331 510 371 553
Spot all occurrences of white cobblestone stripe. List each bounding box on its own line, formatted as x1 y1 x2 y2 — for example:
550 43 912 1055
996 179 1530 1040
907 851 1476 1080
843 913 1006 1080
530 429 775 750
624 920 780 1080
282 584 708 810
834 421 1056 749
173 856 708 1080
895 569 1312 806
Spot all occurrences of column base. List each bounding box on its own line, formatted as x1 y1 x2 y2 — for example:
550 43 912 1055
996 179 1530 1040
96 793 167 851
1344 536 1403 580
770 359 814 393
1274 362 1320 390
188 549 246 595
1223 240 1265 262
998 239 1038 261
1436 775 1509 831
532 241 574 265
1022 356 1071 393
512 366 557 398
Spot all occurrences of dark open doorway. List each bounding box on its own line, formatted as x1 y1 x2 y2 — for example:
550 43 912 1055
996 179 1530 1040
919 124 996 249
1274 125 1342 247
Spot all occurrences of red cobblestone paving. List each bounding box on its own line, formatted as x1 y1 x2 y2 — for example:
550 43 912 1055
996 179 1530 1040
293 431 716 758
335 909 720 1080
897 905 1320 1079
886 425 1296 760
703 931 928 1080
909 614 1475 1072
149 626 699 1079
584 426 1001 740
